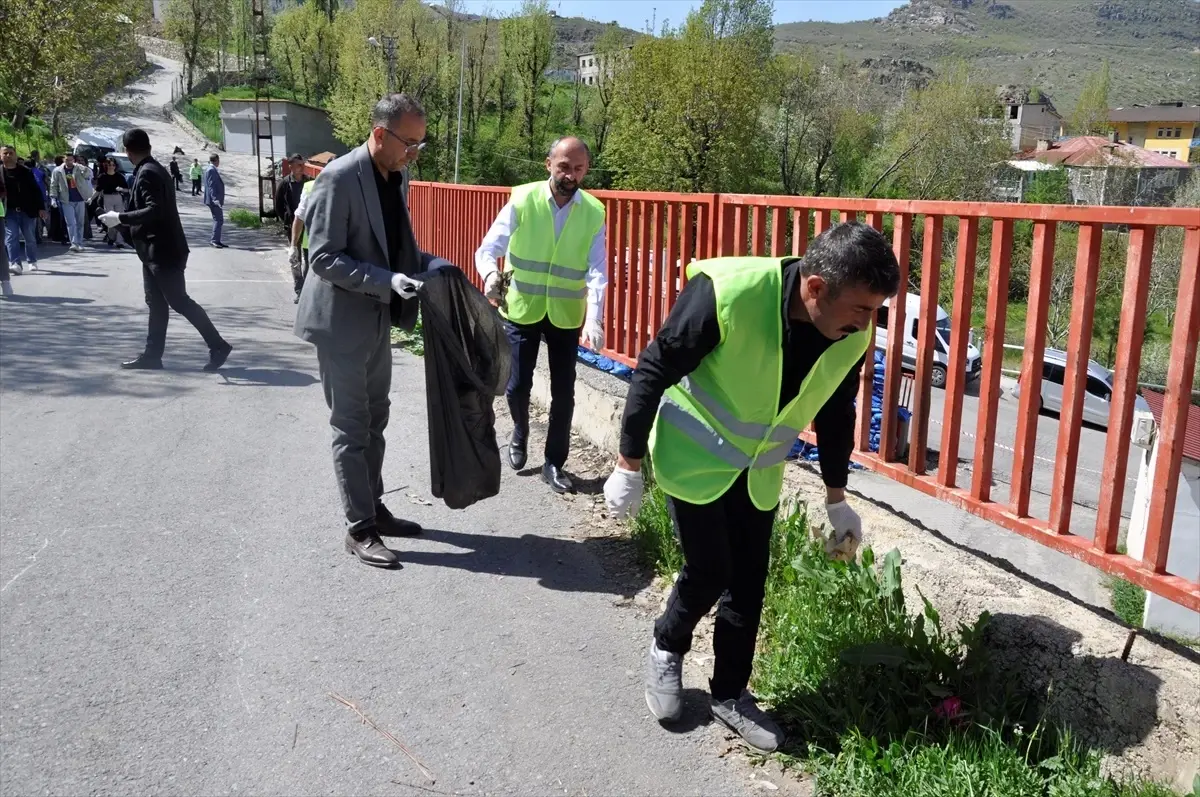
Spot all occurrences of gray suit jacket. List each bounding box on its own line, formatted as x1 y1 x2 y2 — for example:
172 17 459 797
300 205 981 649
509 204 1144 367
202 165 224 206
294 143 432 351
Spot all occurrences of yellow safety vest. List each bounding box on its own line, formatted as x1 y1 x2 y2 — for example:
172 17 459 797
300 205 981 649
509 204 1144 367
502 181 604 329
300 178 316 250
649 257 871 511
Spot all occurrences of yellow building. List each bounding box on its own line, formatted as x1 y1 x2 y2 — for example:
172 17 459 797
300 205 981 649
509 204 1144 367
1109 102 1199 162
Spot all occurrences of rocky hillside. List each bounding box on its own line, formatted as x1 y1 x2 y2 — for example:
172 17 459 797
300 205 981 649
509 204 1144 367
773 0 1200 110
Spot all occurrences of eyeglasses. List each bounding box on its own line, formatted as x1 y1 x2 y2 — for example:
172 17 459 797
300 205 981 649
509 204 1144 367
377 126 426 155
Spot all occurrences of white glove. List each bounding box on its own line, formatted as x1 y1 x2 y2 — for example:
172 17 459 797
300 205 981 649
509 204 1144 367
483 270 503 301
583 317 604 351
98 211 122 228
603 466 644 520
50 197 59 209
824 500 863 562
287 246 301 265
391 273 421 299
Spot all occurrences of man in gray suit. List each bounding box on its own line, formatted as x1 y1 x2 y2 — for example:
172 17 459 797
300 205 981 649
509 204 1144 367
295 93 434 568
202 153 226 248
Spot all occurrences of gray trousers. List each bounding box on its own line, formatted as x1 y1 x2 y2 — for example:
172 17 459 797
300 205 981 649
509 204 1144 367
316 310 392 532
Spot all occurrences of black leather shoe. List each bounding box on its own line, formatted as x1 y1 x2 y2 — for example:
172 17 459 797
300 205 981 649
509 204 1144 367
344 528 401 568
508 434 527 471
375 504 423 537
120 354 163 370
542 463 574 494
204 343 233 372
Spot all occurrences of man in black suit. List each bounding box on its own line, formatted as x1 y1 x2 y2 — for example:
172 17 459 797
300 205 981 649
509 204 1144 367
98 128 232 372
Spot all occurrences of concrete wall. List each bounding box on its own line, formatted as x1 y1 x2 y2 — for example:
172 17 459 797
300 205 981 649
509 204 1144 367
219 101 345 159
1012 104 1062 150
1126 438 1200 638
283 104 348 158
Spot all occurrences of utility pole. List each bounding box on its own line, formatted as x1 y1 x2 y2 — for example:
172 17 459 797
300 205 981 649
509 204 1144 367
454 34 466 183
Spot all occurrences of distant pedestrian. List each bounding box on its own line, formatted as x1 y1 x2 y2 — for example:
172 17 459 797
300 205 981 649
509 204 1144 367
202 153 226 248
189 158 202 195
1 144 48 273
98 128 232 372
95 157 130 248
48 156 68 244
274 153 307 231
50 153 93 252
168 156 182 191
28 149 48 243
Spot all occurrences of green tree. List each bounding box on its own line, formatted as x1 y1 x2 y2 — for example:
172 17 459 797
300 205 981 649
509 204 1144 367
606 0 775 193
500 0 553 160
270 3 337 105
1 0 144 130
587 26 629 161
864 60 1011 201
164 0 232 93
1068 60 1112 136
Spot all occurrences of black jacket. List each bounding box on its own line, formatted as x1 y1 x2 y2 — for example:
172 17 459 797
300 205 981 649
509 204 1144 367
119 157 189 269
274 175 306 225
1 163 46 217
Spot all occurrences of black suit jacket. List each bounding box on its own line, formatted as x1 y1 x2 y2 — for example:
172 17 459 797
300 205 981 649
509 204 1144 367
119 157 189 269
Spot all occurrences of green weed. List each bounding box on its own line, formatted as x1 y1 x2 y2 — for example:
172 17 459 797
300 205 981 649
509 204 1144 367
629 482 682 578
228 208 261 229
1110 578 1146 629
389 312 425 356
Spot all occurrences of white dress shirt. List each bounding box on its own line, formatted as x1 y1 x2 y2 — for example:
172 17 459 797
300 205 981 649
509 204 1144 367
475 180 608 322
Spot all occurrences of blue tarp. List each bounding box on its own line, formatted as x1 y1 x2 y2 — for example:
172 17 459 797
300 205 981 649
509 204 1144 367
577 346 911 473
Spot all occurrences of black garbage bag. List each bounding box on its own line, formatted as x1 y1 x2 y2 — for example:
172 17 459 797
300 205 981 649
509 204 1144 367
417 265 512 509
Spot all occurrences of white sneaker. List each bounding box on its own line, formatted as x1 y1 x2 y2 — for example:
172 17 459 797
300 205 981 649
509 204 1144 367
1 280 13 298
28 261 38 270
11 262 23 275
70 244 83 253
710 690 785 753
644 640 684 722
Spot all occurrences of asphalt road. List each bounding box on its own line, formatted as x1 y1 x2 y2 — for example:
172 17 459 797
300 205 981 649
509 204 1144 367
0 59 757 796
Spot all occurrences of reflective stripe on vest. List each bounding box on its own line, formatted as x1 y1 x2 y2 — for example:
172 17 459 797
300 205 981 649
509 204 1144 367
648 256 870 511
502 181 604 329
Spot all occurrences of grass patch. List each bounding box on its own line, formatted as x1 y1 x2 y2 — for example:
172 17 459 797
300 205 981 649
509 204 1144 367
1110 578 1146 629
181 95 224 145
389 312 424 356
0 116 67 159
228 208 261 229
625 480 1184 796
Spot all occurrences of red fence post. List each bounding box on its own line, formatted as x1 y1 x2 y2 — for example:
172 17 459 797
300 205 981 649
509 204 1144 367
1010 220 1057 517
937 215 978 488
1095 226 1156 553
880 213 912 462
1143 227 1200 572
909 215 943 474
1049 222 1103 534
972 219 1013 502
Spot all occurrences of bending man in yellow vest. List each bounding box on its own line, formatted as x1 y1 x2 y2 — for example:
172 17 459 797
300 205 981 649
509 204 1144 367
603 222 901 753
289 176 317 303
475 136 606 495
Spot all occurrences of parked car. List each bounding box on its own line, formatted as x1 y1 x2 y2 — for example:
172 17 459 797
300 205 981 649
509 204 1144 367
875 293 982 389
1011 348 1150 429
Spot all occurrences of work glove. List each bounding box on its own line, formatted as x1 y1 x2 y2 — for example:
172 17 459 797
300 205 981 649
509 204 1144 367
288 246 301 265
50 198 59 209
583 317 604 351
98 211 122 228
391 272 421 300
603 466 644 520
483 270 504 303
823 500 863 562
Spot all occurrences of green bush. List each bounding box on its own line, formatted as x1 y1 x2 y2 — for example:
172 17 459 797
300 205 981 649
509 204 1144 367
228 208 261 229
0 116 67 159
182 95 223 145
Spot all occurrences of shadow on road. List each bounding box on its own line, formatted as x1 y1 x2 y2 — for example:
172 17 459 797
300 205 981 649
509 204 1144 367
0 299 315 399
394 527 654 598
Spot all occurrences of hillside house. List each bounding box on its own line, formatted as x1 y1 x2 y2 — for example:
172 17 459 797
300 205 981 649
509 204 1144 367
1109 102 1200 163
1008 135 1192 206
996 86 1063 152
576 47 632 86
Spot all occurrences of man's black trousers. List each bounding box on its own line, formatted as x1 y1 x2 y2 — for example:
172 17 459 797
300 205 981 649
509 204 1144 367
141 262 227 358
654 471 776 701
504 317 580 469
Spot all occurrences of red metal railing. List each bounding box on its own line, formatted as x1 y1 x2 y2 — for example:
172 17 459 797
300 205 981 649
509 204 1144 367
407 181 1200 612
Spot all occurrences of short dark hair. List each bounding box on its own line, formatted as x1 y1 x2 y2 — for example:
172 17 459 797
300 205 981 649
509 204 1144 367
289 152 303 161
370 94 426 129
29 150 39 160
209 153 220 164
123 128 151 155
547 136 592 164
800 222 901 298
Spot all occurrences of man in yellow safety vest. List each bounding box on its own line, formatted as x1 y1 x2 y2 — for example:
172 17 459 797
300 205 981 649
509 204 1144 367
475 136 606 494
603 222 901 753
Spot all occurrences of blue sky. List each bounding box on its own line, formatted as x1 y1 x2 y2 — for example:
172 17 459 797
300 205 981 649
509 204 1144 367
452 0 908 30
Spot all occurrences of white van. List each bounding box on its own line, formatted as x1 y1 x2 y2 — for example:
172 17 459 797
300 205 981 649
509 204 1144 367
70 127 124 164
875 293 982 389
1010 348 1149 429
